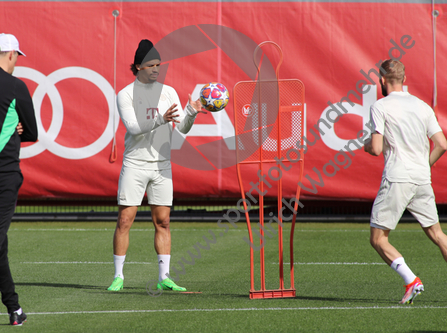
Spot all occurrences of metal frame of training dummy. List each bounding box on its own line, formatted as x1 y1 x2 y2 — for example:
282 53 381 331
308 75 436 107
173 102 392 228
233 41 305 299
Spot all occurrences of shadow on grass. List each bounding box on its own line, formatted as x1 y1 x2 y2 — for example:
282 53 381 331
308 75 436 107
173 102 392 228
214 293 381 302
294 295 446 305
294 295 392 303
15 282 139 290
213 293 447 305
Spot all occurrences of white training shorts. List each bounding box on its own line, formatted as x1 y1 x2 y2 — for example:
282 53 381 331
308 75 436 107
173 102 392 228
117 166 173 206
370 179 438 230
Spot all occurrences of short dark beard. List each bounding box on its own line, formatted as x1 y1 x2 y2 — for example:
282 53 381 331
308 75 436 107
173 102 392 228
380 81 388 97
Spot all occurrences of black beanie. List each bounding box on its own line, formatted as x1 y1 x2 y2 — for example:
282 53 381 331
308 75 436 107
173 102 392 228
133 39 161 65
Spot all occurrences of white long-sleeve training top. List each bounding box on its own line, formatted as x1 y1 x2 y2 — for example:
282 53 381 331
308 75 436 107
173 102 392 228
117 79 197 170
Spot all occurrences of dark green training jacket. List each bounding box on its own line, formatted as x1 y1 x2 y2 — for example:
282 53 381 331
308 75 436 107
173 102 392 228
0 67 37 173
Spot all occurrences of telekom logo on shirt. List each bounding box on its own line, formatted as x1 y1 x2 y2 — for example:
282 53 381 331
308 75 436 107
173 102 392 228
146 108 159 120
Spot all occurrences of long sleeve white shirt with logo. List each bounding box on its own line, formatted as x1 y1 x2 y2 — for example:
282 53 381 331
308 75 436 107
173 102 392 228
117 79 197 170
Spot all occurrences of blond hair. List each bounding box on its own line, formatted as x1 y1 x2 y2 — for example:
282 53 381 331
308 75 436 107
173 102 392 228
380 59 405 84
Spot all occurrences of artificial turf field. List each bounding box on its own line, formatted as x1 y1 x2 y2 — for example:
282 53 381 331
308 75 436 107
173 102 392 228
2 221 447 332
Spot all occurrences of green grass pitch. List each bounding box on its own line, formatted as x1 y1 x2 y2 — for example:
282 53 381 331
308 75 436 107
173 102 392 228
3 221 446 332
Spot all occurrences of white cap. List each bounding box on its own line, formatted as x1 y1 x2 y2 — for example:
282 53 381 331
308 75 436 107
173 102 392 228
0 33 26 56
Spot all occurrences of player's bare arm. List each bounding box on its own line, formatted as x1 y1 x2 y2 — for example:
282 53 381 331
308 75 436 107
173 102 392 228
364 133 383 156
163 104 180 123
429 131 447 167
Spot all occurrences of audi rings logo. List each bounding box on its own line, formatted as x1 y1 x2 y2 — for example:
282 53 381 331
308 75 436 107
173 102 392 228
15 67 119 160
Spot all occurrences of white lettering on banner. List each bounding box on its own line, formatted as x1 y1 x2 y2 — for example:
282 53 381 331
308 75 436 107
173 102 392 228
15 70 308 157
173 84 306 152
249 102 268 148
15 67 119 160
172 84 236 150
320 84 407 151
263 111 302 151
249 102 303 152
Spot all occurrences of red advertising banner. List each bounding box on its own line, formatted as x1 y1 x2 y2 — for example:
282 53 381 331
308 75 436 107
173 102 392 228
1 1 446 202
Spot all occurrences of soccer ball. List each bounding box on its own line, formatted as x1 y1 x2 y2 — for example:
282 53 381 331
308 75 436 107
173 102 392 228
200 83 229 112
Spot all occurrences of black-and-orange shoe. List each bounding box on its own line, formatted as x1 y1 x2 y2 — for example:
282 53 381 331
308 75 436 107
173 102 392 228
9 311 27 326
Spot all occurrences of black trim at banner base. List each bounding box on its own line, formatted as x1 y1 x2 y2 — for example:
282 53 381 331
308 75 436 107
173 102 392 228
12 199 447 222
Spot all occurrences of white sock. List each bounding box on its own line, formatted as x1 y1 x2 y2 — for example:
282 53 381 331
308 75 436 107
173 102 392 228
158 254 171 282
113 254 126 279
390 257 416 285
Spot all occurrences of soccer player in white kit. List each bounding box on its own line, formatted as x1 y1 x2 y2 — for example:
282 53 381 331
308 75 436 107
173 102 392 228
364 59 447 304
107 39 203 292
